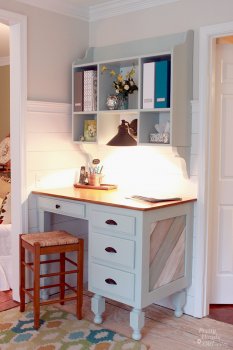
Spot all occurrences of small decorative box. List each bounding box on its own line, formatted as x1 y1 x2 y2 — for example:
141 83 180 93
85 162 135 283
149 132 170 144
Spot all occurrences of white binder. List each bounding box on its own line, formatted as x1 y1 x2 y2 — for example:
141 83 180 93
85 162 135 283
143 62 155 109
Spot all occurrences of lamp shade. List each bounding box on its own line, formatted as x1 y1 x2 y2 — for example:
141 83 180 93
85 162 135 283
107 120 137 146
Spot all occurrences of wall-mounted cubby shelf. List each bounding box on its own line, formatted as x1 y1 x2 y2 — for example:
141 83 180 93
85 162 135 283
72 30 193 155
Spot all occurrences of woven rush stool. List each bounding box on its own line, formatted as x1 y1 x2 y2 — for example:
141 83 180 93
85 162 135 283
19 230 84 329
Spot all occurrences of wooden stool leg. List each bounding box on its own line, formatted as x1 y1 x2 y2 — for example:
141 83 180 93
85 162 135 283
33 243 41 330
19 235 25 312
76 239 84 319
60 252 65 305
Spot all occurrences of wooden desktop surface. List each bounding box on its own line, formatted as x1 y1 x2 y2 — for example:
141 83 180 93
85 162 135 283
32 187 197 211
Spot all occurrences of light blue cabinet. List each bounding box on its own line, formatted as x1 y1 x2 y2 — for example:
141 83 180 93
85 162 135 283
34 188 195 340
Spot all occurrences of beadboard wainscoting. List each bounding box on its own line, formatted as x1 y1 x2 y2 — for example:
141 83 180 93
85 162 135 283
27 99 199 316
26 100 85 189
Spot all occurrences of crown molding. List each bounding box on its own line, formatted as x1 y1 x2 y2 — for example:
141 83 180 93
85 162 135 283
16 0 181 22
90 0 181 21
0 56 9 66
16 0 89 21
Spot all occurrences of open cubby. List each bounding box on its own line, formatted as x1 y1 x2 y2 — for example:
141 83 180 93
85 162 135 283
73 113 97 143
139 111 170 145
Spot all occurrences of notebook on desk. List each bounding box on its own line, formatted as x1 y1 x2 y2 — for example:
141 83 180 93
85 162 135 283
129 195 182 203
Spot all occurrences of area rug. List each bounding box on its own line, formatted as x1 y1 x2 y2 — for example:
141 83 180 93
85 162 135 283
0 305 147 350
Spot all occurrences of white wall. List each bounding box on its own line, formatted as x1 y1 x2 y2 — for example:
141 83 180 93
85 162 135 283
5 0 222 313
90 0 233 99
26 101 85 191
27 100 197 213
0 0 89 102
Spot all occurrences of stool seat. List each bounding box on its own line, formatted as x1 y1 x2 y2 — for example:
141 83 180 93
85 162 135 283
20 230 84 330
21 230 80 247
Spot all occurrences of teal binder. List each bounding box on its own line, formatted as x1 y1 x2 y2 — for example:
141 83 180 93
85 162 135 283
154 60 171 108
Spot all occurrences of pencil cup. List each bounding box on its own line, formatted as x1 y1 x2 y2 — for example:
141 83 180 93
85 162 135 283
88 174 102 186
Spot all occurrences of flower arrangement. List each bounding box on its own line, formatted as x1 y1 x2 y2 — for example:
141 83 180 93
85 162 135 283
101 65 138 96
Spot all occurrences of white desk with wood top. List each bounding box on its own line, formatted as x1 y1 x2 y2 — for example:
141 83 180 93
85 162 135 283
32 187 196 340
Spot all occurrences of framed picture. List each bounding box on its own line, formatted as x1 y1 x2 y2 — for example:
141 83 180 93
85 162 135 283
84 120 97 142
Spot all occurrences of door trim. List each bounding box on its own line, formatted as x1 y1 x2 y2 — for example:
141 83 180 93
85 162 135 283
0 9 27 301
198 20 233 317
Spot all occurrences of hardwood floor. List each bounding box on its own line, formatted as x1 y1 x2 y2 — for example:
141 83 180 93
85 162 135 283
0 290 19 312
209 304 233 325
1 290 232 349
59 293 233 350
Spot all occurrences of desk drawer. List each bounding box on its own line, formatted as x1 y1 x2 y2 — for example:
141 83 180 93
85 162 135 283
91 210 135 236
91 233 135 269
38 197 85 218
90 263 134 301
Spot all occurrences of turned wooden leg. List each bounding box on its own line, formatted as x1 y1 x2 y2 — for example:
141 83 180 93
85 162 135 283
172 289 187 317
91 294 105 324
130 308 145 340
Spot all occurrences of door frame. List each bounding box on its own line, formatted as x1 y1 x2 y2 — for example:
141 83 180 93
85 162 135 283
0 9 27 300
198 20 233 317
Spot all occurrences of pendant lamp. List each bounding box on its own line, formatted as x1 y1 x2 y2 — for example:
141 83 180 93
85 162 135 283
107 119 137 146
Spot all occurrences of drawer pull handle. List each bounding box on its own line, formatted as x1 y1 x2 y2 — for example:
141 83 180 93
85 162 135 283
105 278 117 285
55 204 61 209
105 247 117 253
105 219 117 226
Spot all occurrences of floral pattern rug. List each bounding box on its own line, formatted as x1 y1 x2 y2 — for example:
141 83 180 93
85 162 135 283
0 305 147 350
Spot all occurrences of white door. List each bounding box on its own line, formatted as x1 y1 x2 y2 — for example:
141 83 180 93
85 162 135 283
210 42 233 303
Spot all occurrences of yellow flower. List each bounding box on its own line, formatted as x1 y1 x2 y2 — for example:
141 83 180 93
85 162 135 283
117 74 123 82
101 65 107 73
126 67 135 79
101 65 138 96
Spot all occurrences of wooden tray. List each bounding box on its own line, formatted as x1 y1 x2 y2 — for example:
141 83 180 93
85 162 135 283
74 183 117 190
